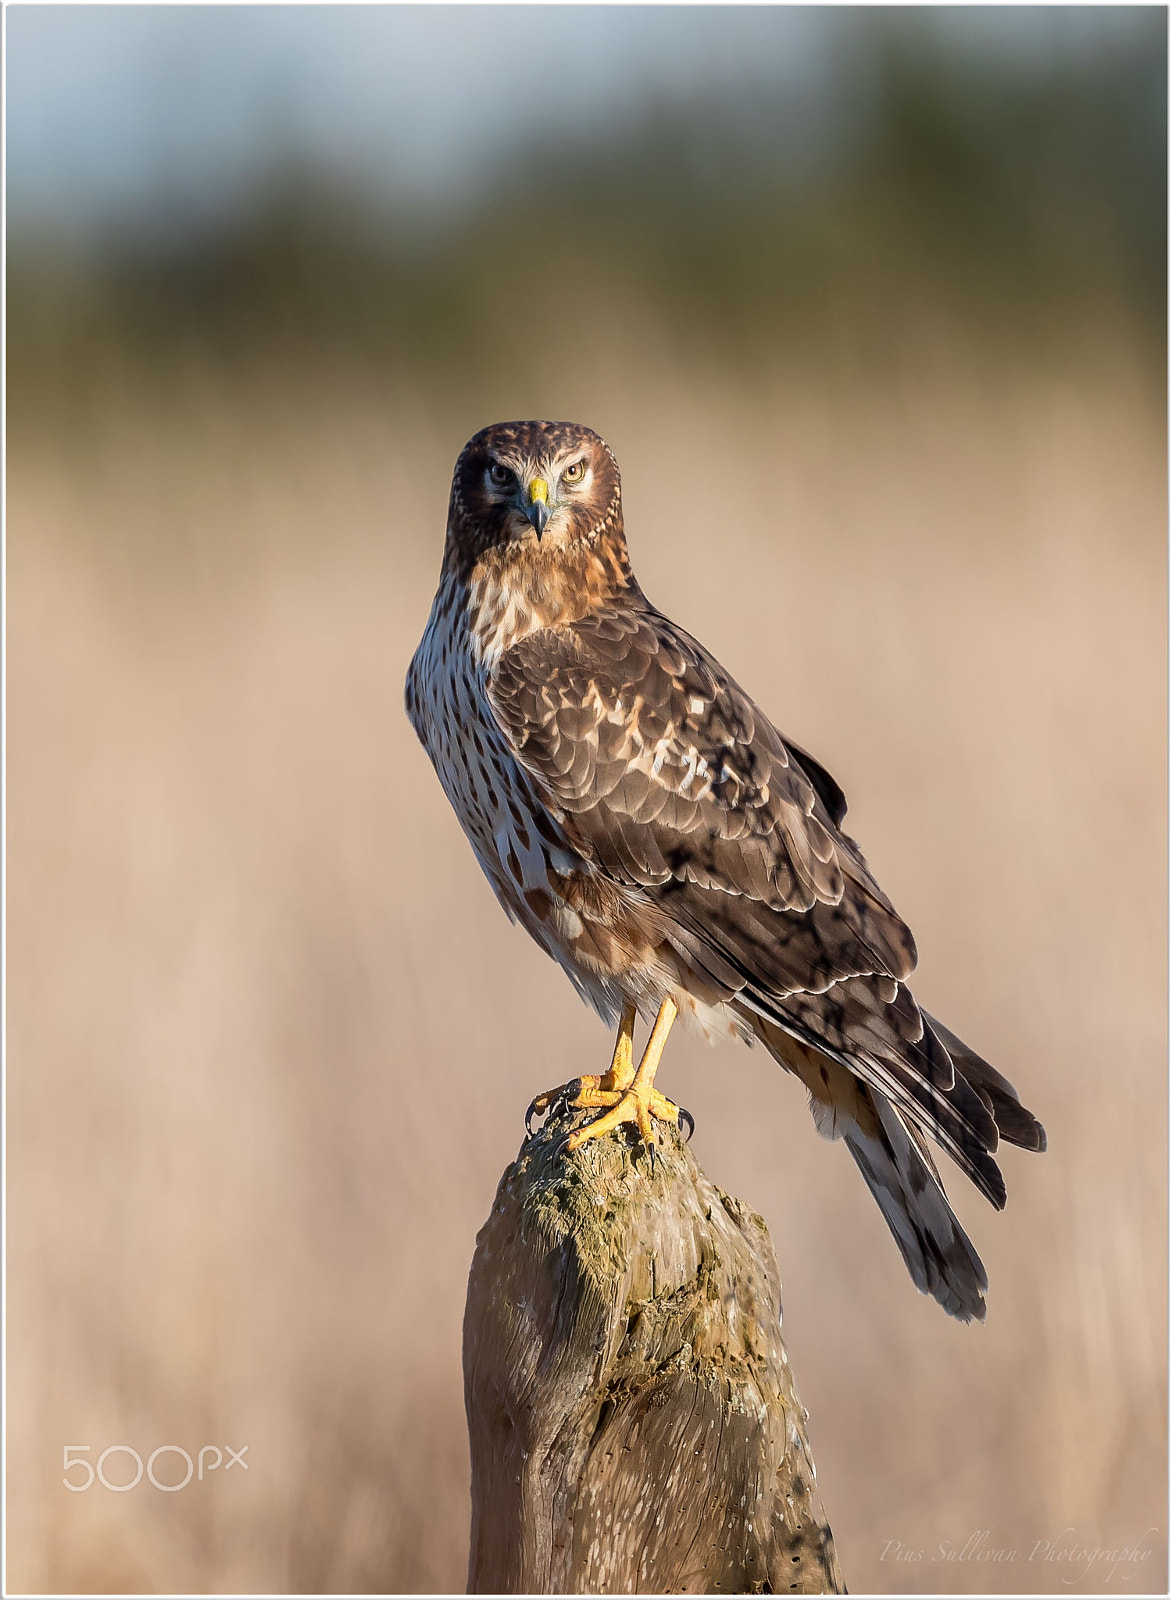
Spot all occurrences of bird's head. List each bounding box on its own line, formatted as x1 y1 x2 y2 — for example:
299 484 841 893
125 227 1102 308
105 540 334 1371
445 420 625 578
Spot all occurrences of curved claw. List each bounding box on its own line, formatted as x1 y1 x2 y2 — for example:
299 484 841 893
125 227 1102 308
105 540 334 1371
525 1094 553 1139
525 1082 576 1138
677 1105 695 1142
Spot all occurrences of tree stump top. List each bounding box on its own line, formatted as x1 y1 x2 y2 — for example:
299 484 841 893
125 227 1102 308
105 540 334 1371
464 1102 844 1595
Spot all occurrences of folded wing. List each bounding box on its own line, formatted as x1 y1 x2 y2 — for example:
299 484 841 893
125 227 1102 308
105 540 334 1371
488 601 1043 1318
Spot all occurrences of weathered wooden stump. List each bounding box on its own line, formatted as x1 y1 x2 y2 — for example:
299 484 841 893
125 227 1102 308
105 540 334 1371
463 1098 845 1595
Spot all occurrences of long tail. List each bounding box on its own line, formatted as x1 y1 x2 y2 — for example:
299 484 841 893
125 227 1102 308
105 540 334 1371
752 1014 1044 1321
843 1090 988 1320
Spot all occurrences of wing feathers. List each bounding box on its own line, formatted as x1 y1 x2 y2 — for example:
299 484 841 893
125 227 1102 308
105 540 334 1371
924 1012 1048 1153
489 606 870 921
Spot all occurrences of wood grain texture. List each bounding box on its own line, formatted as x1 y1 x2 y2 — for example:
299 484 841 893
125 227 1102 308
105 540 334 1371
463 1102 845 1595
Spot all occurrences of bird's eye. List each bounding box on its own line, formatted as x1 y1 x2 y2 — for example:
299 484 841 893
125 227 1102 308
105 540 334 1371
488 463 512 488
562 460 586 484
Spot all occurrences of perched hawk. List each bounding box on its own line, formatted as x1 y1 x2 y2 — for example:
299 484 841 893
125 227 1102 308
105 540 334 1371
406 420 1045 1321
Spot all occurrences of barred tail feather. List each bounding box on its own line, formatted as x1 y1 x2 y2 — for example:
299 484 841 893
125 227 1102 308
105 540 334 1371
844 1092 988 1322
751 1015 992 1320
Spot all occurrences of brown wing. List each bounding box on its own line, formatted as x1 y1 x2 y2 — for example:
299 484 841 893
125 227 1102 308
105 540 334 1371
489 602 1014 1204
488 604 916 985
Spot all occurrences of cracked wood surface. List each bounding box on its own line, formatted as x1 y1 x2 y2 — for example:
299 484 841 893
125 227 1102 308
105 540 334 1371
463 1101 845 1594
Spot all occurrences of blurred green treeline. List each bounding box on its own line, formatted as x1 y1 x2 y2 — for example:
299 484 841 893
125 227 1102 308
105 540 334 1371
8 11 1166 420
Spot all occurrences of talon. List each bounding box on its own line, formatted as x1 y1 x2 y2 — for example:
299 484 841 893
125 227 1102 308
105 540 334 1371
525 1093 555 1137
525 1083 574 1137
677 1105 695 1141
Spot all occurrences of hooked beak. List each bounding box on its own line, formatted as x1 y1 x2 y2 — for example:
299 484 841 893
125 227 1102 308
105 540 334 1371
526 477 550 538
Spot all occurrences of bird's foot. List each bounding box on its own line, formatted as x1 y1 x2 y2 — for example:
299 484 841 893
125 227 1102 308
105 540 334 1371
524 997 693 1146
567 1080 688 1149
525 1061 634 1137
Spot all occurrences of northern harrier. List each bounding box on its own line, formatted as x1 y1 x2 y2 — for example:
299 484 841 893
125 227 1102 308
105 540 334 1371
405 420 1044 1321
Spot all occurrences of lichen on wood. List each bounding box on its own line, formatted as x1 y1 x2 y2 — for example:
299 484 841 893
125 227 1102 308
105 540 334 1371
463 1099 845 1594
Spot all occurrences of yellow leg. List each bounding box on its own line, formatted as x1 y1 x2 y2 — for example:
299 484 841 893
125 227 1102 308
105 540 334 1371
606 1003 638 1091
567 997 681 1149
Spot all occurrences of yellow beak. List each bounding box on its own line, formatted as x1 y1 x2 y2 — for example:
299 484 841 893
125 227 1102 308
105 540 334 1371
526 477 550 537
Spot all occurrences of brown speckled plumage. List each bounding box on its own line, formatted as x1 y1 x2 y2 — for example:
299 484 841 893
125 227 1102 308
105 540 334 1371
406 420 1045 1321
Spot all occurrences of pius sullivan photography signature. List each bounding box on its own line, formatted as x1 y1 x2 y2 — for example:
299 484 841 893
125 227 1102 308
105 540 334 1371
879 1528 1160 1587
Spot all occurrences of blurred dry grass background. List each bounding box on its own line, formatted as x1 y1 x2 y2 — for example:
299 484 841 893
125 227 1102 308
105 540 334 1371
6 10 1167 1595
8 340 1167 1594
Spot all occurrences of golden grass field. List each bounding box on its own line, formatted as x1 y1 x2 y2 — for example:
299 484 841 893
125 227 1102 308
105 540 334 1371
7 339 1167 1593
